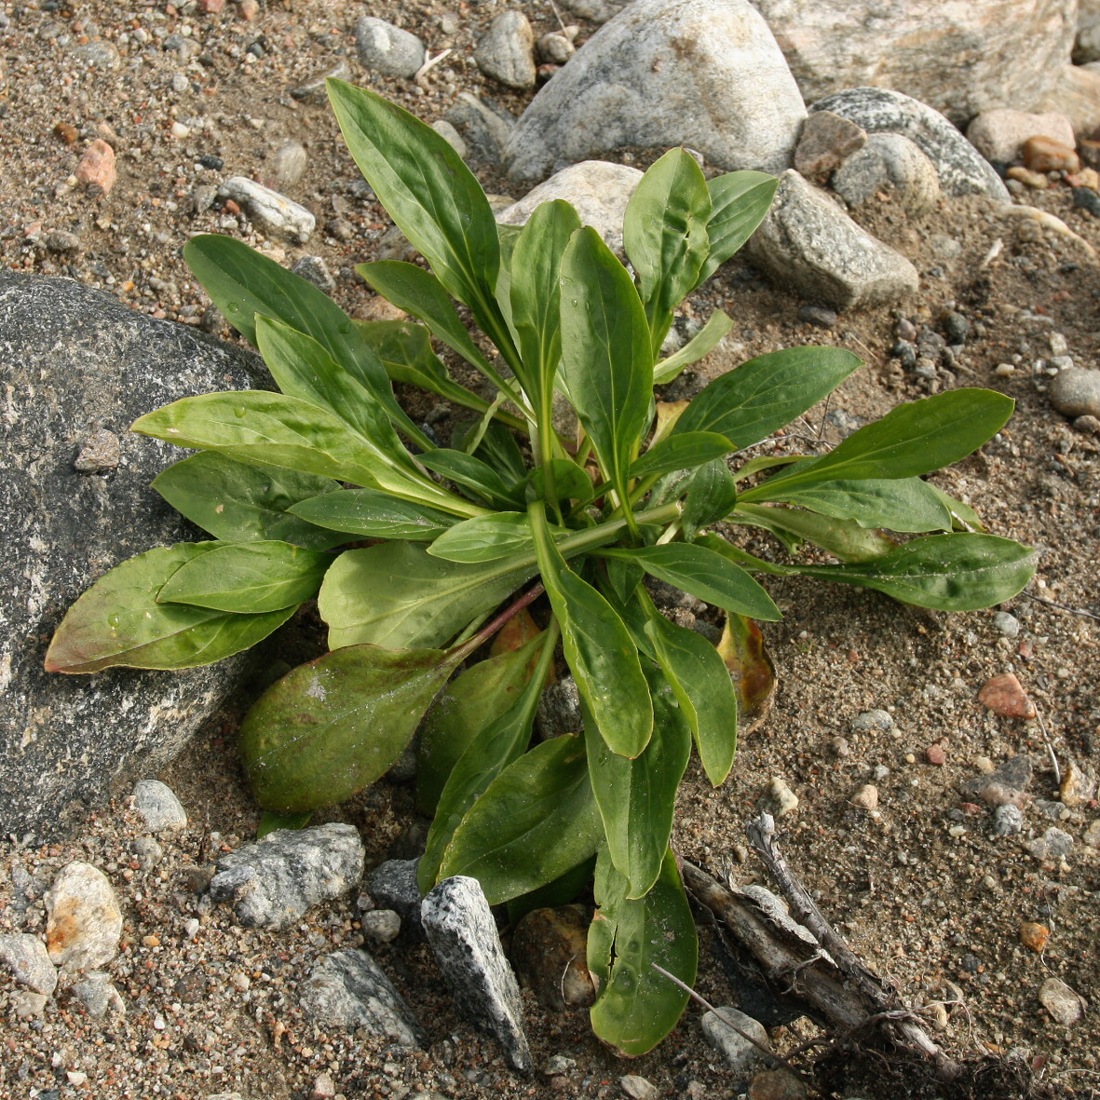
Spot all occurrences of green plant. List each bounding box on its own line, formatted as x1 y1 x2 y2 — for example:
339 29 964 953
46 81 1035 1054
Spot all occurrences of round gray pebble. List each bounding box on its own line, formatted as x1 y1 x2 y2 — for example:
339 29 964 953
1049 367 1100 418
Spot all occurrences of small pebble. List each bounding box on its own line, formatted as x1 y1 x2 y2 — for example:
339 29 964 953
1072 186 1100 217
1023 135 1080 174
926 744 947 766
798 303 838 328
1025 827 1073 862
45 862 123 972
992 611 1020 638
992 804 1024 836
1059 761 1096 807
54 120 78 144
361 909 402 943
1049 367 1100 419
851 709 893 733
850 784 879 811
702 1006 771 1074
272 139 308 188
767 777 799 817
1038 977 1086 1025
620 1075 659 1100
75 138 117 195
748 1069 809 1100
131 779 187 832
218 176 315 242
1005 165 1049 189
977 673 1036 719
1019 922 1050 953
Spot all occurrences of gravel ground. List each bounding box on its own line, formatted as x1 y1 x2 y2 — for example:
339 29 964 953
2 2 1099 1098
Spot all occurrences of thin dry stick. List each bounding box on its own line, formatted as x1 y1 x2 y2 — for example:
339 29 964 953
745 812 960 1081
1021 590 1100 622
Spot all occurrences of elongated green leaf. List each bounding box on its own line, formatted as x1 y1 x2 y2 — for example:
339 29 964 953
510 199 582 406
357 318 508 422
604 543 781 621
743 389 1015 497
45 544 296 673
428 512 542 563
439 734 602 905
419 448 522 509
157 540 331 613
653 309 733 384
327 79 500 313
730 503 899 562
183 234 428 449
531 504 652 758
588 845 697 1056
133 391 387 489
762 477 953 533
416 633 545 813
642 600 738 786
672 346 862 450
289 488 458 541
319 540 535 650
927 482 986 531
559 227 653 500
418 626 558 891
254 315 416 473
625 148 712 352
240 643 461 813
152 452 347 550
792 533 1037 611
629 432 733 480
583 666 692 898
358 261 502 383
700 171 778 282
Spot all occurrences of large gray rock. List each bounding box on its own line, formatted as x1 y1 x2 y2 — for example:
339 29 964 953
744 170 919 311
422 876 532 1073
0 271 268 842
748 0 1077 125
505 0 806 181
209 824 366 929
809 88 1010 200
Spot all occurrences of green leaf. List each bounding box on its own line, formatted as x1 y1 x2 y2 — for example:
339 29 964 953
792 533 1037 611
428 512 544 563
418 625 558 891
559 227 654 503
588 845 697 1056
730 503 899 563
672 346 862 450
624 148 712 352
742 389 1015 497
288 488 458 541
700 171 778 282
357 261 503 385
583 663 691 898
509 199 582 406
653 309 733 385
254 315 416 473
132 391 391 490
152 452 347 550
416 633 546 814
319 540 535 650
327 79 500 314
239 643 461 813
157 540 331 613
183 234 428 449
45 544 296 673
257 809 312 838
681 458 739 539
531 503 653 758
927 482 987 532
628 432 733 480
603 543 781 621
419 448 522 509
439 734 602 905
642 599 738 786
762 477 953 533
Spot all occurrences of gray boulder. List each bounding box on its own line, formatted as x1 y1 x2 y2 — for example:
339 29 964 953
505 0 806 181
748 0 1077 125
0 271 268 842
744 170 919 311
808 88 1010 201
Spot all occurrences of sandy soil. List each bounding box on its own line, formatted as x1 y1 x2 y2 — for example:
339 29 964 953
1 2 1098 1098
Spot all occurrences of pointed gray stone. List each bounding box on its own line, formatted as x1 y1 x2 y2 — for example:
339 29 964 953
301 948 425 1047
210 824 365 930
365 858 424 939
0 933 58 995
0 271 268 842
506 0 805 181
421 876 531 1072
744 170 919 311
475 10 537 90
808 87 1009 200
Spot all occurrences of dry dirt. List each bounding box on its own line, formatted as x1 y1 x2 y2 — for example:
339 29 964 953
1 2 1099 1099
